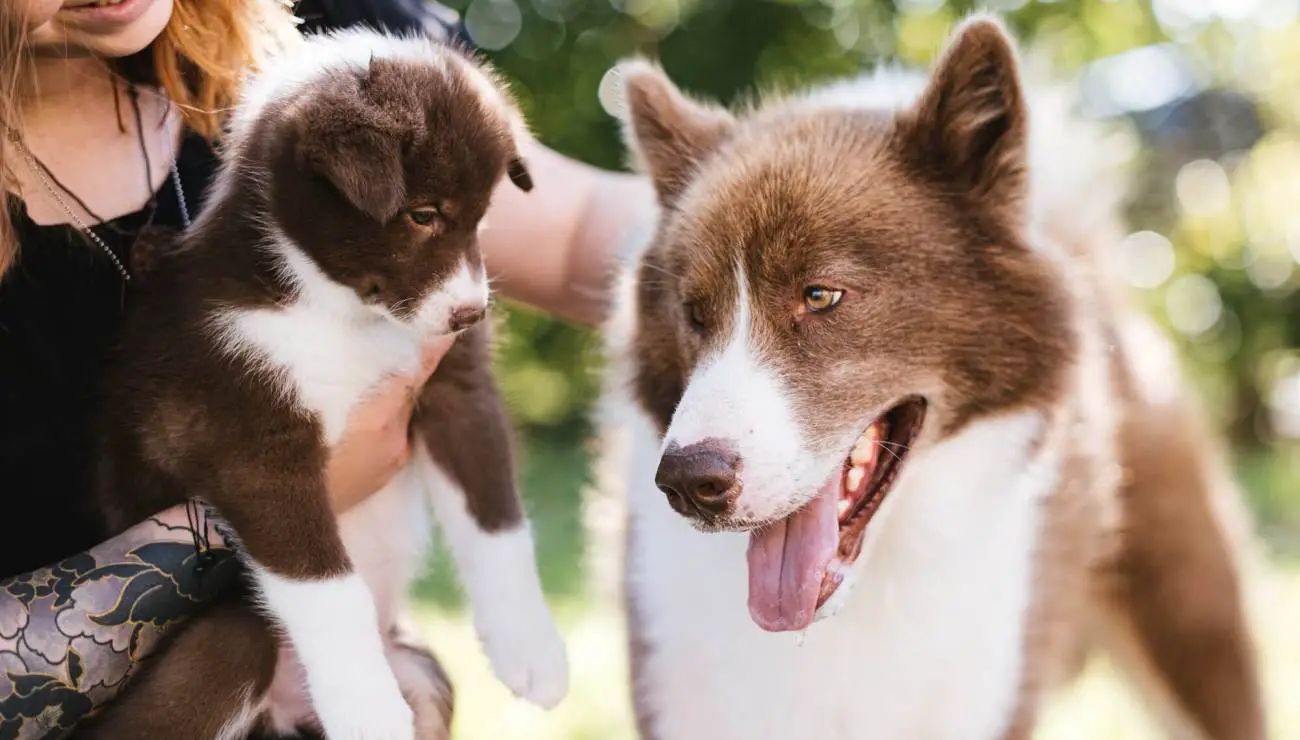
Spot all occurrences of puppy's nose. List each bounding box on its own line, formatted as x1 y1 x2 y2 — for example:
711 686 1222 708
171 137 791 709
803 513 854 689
448 304 486 333
655 440 740 520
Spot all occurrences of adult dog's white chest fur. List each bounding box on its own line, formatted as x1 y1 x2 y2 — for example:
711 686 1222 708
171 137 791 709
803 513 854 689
623 398 1057 740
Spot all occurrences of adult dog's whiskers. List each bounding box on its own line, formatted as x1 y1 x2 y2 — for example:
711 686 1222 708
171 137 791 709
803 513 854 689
873 440 909 464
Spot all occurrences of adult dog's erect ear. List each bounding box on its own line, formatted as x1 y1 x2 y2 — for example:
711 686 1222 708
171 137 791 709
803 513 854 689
613 59 735 209
902 14 1029 214
294 64 415 223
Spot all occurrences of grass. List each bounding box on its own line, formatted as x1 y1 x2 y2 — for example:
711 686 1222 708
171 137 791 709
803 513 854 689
404 433 1300 740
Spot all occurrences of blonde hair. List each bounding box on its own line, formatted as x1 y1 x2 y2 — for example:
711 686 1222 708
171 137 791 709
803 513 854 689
0 0 302 277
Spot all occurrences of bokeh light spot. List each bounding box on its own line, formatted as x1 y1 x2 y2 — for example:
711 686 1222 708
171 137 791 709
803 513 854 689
1116 230 1177 289
465 0 523 51
1165 273 1224 336
1176 159 1233 217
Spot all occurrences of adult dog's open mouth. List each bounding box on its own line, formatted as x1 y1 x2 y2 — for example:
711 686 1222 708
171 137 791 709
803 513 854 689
746 397 927 632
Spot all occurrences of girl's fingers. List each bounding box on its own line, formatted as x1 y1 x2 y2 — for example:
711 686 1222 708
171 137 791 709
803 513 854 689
417 334 456 384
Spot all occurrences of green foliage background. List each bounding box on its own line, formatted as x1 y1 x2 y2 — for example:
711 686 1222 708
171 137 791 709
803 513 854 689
438 0 1300 547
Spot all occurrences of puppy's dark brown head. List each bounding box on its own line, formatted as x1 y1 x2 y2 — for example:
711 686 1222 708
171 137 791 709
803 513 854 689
618 16 1078 630
234 31 532 333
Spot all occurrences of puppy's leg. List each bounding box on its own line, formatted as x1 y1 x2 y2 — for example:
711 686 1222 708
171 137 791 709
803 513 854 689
411 324 569 709
202 423 413 740
1091 401 1266 740
387 620 454 740
77 601 278 740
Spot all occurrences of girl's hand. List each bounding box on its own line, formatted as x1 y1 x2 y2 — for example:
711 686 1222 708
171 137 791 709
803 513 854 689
325 336 456 513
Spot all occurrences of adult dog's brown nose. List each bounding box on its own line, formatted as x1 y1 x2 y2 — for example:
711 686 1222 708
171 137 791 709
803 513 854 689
655 440 740 520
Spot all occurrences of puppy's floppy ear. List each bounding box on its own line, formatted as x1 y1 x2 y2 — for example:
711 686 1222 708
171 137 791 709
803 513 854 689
294 71 409 223
615 59 735 208
902 15 1028 212
506 156 533 192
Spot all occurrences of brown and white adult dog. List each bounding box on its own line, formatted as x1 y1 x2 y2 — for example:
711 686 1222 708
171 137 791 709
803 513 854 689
84 29 567 740
597 15 1266 740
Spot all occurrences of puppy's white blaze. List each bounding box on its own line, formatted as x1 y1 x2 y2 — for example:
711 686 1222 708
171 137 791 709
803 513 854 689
415 450 569 708
253 570 413 739
661 269 807 522
414 258 489 334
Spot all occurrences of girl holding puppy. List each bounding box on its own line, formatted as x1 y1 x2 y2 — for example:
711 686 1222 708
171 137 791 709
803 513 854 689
0 0 650 736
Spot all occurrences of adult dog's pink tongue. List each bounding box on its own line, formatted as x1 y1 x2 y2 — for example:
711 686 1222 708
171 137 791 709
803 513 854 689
746 485 838 632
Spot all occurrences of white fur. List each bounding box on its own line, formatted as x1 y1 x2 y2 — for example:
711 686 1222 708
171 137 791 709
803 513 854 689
256 572 414 740
622 394 1052 739
209 236 488 447
416 451 570 708
602 56 1112 740
209 233 422 446
259 474 431 737
661 270 823 523
412 258 490 333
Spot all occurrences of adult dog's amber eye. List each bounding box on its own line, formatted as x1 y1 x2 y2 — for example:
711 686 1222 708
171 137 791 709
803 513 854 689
406 207 441 227
803 286 844 313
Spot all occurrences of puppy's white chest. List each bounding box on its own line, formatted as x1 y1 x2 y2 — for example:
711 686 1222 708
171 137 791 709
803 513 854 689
213 301 418 447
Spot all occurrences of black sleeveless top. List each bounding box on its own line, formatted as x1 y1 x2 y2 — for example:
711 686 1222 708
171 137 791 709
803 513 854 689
0 133 220 576
0 1 466 578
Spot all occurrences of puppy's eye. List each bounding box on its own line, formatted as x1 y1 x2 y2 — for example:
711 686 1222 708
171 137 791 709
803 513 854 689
683 301 706 333
406 207 441 227
802 286 844 314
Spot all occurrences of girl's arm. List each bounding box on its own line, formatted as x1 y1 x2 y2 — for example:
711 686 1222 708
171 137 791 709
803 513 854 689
0 506 236 740
480 138 657 328
0 330 447 740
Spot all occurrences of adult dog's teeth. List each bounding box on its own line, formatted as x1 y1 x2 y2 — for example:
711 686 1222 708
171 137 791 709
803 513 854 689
837 497 851 518
845 465 865 493
849 424 880 466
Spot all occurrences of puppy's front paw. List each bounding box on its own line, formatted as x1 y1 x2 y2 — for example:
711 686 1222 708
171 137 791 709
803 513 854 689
477 600 569 709
314 676 416 740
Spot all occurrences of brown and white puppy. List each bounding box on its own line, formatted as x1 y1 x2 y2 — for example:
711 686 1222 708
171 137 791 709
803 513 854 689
598 15 1265 740
83 29 567 740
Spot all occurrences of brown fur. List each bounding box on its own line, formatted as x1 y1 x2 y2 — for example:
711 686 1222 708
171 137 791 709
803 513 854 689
85 38 533 739
615 15 1264 740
